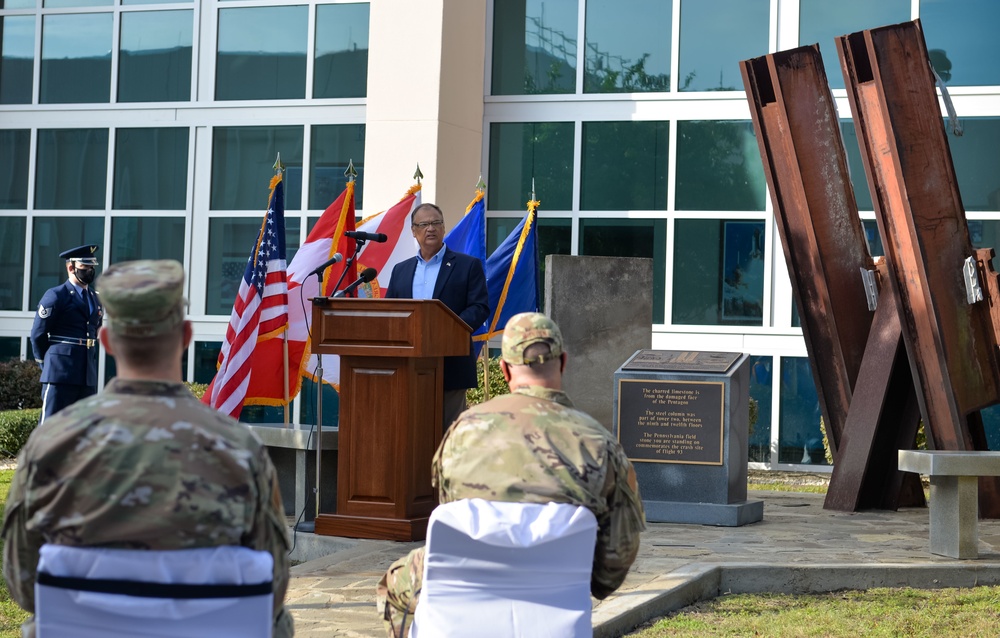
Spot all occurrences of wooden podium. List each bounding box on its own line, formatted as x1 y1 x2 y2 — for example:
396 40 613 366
310 297 471 541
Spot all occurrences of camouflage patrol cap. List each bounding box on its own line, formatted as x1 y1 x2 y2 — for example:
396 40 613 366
96 260 186 337
501 312 563 365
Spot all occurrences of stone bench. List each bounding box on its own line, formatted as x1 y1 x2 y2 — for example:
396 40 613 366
897 449 1000 559
249 424 338 522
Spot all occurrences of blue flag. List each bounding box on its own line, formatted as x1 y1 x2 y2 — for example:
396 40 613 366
444 189 487 264
474 202 539 356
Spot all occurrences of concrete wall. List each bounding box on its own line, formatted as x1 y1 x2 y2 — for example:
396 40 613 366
544 255 653 429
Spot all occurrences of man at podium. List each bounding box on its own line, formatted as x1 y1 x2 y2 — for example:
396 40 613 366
386 202 489 430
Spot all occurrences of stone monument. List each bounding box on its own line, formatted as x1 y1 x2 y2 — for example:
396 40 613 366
613 350 763 526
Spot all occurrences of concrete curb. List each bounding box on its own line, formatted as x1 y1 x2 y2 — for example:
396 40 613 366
593 562 1000 637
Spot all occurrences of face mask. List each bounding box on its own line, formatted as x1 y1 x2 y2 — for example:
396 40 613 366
75 267 96 285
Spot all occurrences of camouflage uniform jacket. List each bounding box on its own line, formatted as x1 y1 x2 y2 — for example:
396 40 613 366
1 379 293 638
432 384 646 598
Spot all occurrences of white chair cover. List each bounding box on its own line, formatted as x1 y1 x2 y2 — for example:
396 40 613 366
35 544 274 638
411 499 597 638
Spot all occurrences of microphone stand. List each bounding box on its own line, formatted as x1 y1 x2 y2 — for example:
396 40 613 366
312 236 367 526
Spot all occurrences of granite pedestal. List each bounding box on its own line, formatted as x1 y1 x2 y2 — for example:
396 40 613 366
613 350 762 526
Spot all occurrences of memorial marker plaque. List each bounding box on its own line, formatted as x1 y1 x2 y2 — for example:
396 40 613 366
613 350 762 526
617 379 724 465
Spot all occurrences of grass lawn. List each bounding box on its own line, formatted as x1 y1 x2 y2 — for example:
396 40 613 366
0 469 29 637
629 586 1000 637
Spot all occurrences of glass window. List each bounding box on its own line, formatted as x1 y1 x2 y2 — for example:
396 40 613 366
40 13 112 104
949 118 1000 212
309 124 365 210
216 6 307 101
1 16 34 105
778 356 826 465
580 218 665 324
44 0 111 6
488 122 574 211
35 128 109 210
799 0 909 90
123 0 192 4
675 121 766 211
0 217 26 310
110 217 185 263
314 3 369 99
299 377 338 426
193 341 221 384
862 220 883 257
840 121 872 212
581 121 668 210
0 337 20 362
30 217 104 305
211 126 304 210
678 0 768 92
118 10 192 103
491 0 577 95
969 220 1000 250
922 0 1000 87
748 355 772 463
673 219 765 327
206 217 301 315
584 0 670 93
0 129 30 208
113 128 189 210
486 216 572 258
2 1 36 8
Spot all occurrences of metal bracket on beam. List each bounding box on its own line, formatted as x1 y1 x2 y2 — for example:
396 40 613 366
965 256 984 304
861 268 879 311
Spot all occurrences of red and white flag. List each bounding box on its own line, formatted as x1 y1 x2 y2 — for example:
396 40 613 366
286 181 420 390
354 182 421 298
204 174 290 419
284 180 359 394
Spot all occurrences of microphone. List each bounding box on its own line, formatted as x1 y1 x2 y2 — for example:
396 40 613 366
309 253 343 277
345 230 388 243
333 267 378 298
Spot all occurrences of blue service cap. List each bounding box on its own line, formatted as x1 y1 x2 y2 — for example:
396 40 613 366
59 245 99 266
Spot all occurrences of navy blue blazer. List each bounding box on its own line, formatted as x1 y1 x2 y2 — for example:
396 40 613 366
386 247 489 390
30 280 102 388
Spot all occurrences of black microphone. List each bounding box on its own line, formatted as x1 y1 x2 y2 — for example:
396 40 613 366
345 230 388 243
309 252 343 277
333 267 378 298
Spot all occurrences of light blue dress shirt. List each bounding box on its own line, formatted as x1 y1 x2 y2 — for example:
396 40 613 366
412 243 447 300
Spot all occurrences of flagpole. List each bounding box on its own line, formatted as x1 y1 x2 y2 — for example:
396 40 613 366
476 176 490 402
273 153 290 427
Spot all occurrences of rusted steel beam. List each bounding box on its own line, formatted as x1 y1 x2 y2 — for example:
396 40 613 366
739 46 875 456
740 47 923 512
836 21 1000 449
825 262 924 511
838 21 1000 516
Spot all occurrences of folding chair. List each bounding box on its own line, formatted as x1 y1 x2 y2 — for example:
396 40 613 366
411 499 597 638
35 544 274 638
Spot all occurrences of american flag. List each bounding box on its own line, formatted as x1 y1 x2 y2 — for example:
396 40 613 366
204 174 289 419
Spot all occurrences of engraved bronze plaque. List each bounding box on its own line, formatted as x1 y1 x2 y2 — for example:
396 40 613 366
617 378 725 465
622 350 741 374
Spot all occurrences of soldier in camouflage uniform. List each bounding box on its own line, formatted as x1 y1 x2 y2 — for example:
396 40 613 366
376 312 646 637
2 260 294 638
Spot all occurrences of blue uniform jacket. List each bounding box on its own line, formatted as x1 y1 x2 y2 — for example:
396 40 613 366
30 280 102 388
386 248 489 390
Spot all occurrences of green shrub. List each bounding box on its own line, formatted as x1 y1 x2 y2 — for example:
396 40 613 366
185 382 208 400
0 408 39 458
466 356 510 407
0 359 42 411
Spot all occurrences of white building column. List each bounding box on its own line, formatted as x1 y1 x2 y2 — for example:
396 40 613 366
364 0 488 223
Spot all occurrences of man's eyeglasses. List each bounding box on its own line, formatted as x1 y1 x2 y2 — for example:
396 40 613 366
413 220 444 229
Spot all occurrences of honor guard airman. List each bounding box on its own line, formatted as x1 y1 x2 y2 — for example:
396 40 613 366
29 244 103 423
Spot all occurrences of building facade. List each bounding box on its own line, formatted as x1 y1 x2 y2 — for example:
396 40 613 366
2 0 999 470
